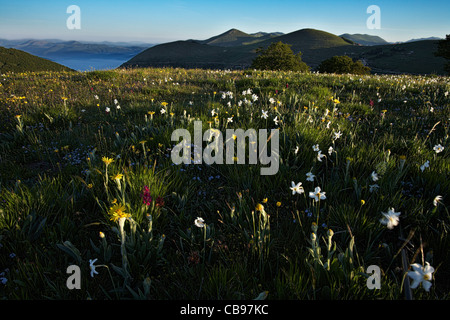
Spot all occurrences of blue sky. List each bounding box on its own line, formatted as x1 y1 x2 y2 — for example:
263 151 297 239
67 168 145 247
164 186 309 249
0 0 449 43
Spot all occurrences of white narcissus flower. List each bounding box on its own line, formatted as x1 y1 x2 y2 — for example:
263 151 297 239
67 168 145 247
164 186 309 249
306 172 315 182
407 262 435 292
309 187 326 202
371 171 379 182
328 146 333 155
333 130 342 140
290 181 304 195
317 150 325 162
433 144 444 153
379 208 400 229
105 107 110 113
273 116 279 125
89 258 99 277
312 144 320 152
294 146 299 154
261 110 268 119
194 217 205 228
433 195 443 207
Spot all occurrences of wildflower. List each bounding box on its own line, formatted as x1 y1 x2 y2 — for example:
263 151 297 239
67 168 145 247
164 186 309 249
433 144 444 153
369 184 380 193
227 116 233 124
420 160 430 172
255 203 264 212
160 108 166 114
371 171 379 182
108 203 130 222
328 146 334 155
361 199 365 206
273 116 279 125
333 131 342 140
261 110 268 119
89 258 99 277
253 291 269 300
99 231 105 239
194 217 206 228
306 172 315 182
379 208 400 229
407 262 435 292
112 173 123 182
262 198 268 204
294 146 299 154
87 183 93 189
309 186 326 202
141 186 152 206
290 181 304 195
155 196 165 207
102 157 114 166
105 107 110 113
276 201 282 207
317 150 325 162
327 228 334 238
433 195 443 207
312 144 320 152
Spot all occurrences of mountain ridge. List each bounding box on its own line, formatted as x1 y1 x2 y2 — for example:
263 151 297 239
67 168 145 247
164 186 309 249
120 27 446 75
0 46 73 73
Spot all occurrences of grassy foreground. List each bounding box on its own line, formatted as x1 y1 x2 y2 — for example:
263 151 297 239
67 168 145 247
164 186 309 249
0 68 449 300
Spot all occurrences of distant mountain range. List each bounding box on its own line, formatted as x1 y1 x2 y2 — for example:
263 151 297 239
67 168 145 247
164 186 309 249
0 38 155 71
339 34 389 46
120 28 446 75
0 30 446 74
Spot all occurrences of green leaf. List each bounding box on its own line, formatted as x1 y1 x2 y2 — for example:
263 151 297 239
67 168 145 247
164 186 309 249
56 241 82 265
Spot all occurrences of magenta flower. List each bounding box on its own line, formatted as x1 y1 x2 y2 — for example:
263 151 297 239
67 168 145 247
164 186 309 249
141 186 152 206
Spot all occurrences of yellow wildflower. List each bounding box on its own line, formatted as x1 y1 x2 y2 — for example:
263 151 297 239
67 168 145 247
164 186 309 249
112 173 123 181
102 157 114 166
108 203 130 222
255 203 264 212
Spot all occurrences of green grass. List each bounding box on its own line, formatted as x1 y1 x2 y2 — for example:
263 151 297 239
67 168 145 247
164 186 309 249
0 68 449 300
0 47 73 73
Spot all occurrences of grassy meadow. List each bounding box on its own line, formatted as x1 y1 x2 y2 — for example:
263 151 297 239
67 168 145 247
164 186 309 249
0 68 449 300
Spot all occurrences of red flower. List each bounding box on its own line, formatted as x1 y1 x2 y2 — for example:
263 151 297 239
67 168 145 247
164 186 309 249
141 186 152 206
155 196 164 207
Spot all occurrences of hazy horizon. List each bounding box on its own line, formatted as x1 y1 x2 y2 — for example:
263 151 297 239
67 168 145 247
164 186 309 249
0 0 449 44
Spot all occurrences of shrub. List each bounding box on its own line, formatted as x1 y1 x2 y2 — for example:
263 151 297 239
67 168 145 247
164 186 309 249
251 41 310 72
317 55 371 75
